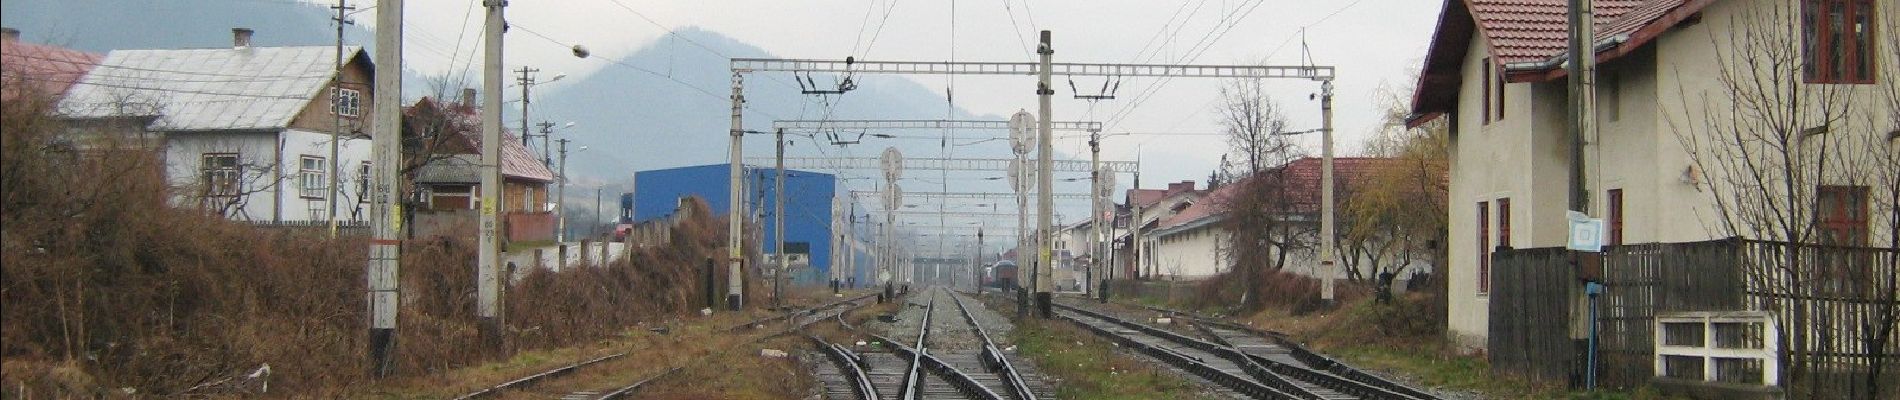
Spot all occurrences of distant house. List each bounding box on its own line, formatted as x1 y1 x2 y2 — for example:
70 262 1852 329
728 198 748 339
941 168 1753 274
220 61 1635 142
404 94 556 244
1118 180 1205 279
55 28 374 223
1132 158 1423 281
1409 0 1892 351
0 27 101 101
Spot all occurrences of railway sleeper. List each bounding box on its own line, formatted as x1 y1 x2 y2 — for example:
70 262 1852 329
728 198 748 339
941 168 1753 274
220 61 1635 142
1056 313 1294 399
871 333 1006 400
1144 304 1438 400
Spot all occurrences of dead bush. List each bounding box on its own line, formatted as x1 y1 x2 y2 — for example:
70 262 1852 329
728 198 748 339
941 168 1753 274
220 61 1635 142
1 91 763 397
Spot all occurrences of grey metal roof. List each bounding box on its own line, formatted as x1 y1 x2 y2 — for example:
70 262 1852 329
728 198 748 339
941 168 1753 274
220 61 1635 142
56 45 359 132
414 154 481 184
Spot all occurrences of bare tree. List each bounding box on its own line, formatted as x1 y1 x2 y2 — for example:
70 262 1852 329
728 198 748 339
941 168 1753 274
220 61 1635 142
175 138 285 221
1212 78 1311 310
1665 3 1896 397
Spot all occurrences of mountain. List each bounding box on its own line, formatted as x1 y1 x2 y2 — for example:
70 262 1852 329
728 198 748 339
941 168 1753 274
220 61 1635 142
0 0 436 95
2 1 1069 208
2 0 371 52
535 27 1004 184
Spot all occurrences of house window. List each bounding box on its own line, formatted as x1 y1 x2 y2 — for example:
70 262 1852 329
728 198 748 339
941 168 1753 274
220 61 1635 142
1495 67 1506 121
331 87 363 117
300 155 327 199
1482 58 1493 125
1477 201 1490 294
358 162 371 203
523 186 537 212
1497 198 1512 249
1803 0 1877 84
1608 189 1625 246
1816 185 1868 246
202 153 240 197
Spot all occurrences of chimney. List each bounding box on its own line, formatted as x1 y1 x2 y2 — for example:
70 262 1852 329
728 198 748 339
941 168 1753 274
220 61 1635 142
461 88 477 109
232 27 254 49
1166 181 1196 194
1 27 19 42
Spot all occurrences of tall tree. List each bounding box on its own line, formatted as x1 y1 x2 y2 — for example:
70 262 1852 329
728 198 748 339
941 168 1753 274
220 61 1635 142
1213 78 1307 311
1346 79 1449 305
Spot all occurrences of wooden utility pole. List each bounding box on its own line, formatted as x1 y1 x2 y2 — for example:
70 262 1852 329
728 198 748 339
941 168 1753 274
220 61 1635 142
1567 0 1595 213
365 0 402 378
328 0 354 237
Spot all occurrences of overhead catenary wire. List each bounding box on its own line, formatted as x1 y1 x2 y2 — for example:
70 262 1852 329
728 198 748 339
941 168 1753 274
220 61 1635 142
1100 0 1269 132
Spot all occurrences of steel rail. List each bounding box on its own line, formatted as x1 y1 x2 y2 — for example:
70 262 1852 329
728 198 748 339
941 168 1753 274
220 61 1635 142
583 295 879 400
946 289 1039 400
1130 303 1439 400
1063 303 1413 399
810 335 880 400
899 294 934 400
725 293 879 332
870 331 1009 400
1051 303 1291 399
449 352 628 400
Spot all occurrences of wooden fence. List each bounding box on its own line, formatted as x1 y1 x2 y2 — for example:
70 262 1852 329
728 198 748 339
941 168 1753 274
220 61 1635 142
1486 247 1580 384
1488 239 1898 399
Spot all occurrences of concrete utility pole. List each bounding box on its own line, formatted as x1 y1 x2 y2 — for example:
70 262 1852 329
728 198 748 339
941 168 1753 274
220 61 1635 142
556 138 570 243
328 0 354 237
726 72 746 311
1319 81 1338 304
1034 30 1055 318
476 0 505 349
364 0 401 378
728 49 1332 307
773 128 786 309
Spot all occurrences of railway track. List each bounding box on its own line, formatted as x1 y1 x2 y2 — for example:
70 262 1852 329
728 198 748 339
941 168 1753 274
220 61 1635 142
453 292 879 400
813 287 1052 400
1122 302 1441 400
1052 300 1440 400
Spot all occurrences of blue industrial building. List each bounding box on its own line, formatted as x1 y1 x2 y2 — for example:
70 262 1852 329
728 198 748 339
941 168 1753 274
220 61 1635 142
629 163 873 286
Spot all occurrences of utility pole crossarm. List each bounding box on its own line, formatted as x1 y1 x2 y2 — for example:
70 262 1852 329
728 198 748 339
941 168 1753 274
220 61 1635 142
732 58 1334 80
745 157 1137 173
772 119 1102 132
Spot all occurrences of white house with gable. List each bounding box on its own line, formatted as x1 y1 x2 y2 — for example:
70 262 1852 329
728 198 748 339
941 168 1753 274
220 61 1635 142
57 28 376 223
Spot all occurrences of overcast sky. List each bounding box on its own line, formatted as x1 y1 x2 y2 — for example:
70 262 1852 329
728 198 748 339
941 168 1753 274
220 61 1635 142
356 0 1443 190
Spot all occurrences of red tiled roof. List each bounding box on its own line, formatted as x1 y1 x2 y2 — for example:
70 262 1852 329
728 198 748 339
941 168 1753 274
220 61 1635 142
0 39 101 100
1409 0 1715 126
1472 0 1648 66
1153 157 1398 232
1125 188 1166 208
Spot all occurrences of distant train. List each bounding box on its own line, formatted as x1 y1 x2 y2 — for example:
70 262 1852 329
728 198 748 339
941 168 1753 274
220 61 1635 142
983 260 1019 291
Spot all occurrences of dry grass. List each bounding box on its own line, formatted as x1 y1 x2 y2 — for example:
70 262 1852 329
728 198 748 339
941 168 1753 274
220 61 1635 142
0 94 770 398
